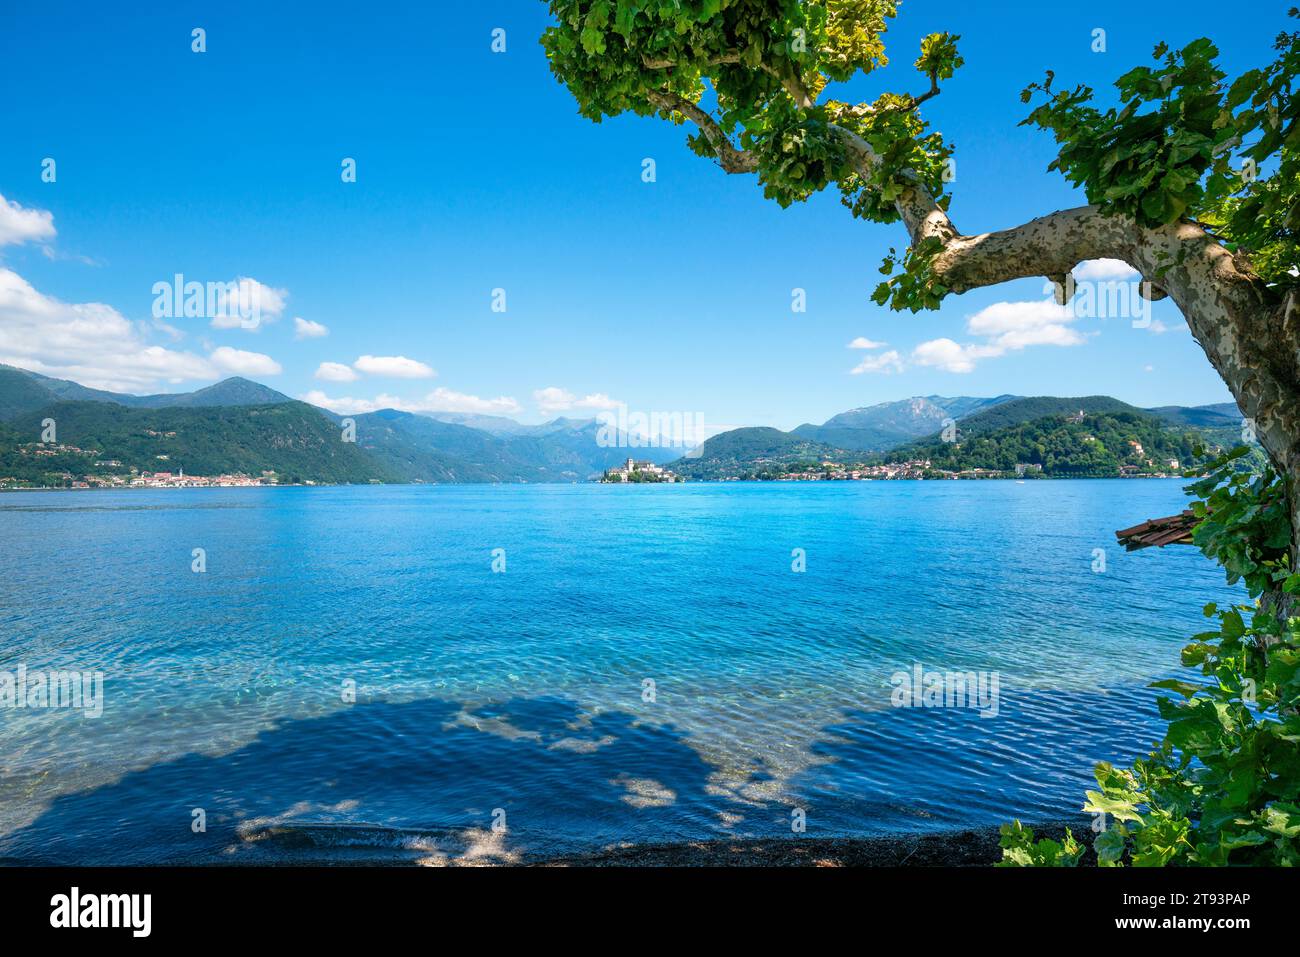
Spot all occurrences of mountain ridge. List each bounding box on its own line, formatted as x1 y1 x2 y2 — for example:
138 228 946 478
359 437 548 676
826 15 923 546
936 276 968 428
672 395 1244 481
792 394 1022 452
0 365 1240 486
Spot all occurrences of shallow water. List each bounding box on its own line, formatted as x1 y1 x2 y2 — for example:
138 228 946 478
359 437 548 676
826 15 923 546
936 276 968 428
0 481 1239 863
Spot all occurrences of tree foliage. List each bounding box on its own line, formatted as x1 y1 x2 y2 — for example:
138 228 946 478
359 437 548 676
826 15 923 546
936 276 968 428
1004 452 1300 867
544 2 1300 305
1021 17 1300 286
541 1 958 211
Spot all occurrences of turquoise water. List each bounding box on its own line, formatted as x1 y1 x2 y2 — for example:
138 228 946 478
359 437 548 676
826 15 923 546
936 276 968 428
0 481 1239 864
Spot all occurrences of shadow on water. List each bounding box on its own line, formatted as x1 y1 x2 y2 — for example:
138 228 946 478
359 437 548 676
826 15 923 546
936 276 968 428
1 683 1166 864
781 683 1166 834
0 695 761 865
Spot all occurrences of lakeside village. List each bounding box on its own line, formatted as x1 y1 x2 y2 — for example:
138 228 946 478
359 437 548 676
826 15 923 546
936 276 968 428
735 448 1185 483
599 453 1185 484
0 441 279 490
758 458 1183 481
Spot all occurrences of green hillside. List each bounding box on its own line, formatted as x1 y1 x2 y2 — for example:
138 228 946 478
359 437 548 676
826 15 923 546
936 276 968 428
0 363 293 417
0 366 1252 488
1 401 393 486
0 367 60 421
935 396 1144 438
1146 402 1241 428
353 410 560 483
792 394 1019 452
889 410 1218 477
670 427 843 480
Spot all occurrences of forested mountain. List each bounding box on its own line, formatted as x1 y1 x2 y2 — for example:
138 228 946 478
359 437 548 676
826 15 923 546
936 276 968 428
353 410 581 483
792 395 1019 451
888 410 1215 477
2 400 390 485
671 427 841 480
0 364 292 416
673 397 1242 481
941 396 1145 436
0 368 686 486
1146 402 1241 428
0 365 1245 487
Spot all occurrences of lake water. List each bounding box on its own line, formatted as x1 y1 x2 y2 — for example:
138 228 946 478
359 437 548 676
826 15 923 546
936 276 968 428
0 480 1239 864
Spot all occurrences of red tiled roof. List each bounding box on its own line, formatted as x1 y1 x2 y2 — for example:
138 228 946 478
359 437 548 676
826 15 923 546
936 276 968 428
1115 510 1199 551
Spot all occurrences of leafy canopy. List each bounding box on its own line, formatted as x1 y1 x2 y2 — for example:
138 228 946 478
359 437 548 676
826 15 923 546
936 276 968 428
544 3 1300 303
1022 14 1300 287
541 1 959 215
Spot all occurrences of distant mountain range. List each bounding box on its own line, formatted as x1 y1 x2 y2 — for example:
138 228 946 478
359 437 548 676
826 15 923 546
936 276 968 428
0 364 1244 486
673 395 1243 481
792 394 1020 451
0 364 679 486
0 364 293 417
342 408 677 483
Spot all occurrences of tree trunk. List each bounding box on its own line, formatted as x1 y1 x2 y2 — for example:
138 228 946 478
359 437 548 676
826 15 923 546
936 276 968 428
1287 470 1300 626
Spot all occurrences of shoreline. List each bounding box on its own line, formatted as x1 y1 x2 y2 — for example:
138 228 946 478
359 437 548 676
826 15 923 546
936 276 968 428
531 821 1093 868
0 821 1092 867
0 475 1191 493
169 820 1094 868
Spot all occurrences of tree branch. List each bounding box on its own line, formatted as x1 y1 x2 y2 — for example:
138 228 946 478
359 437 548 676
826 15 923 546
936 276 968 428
646 91 759 174
909 74 942 109
829 125 957 243
918 203 1299 476
771 65 814 108
636 54 1292 473
642 53 741 70
928 205 1136 294
641 52 816 107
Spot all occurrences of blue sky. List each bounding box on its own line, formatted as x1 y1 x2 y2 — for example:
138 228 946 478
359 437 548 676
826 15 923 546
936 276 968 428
0 0 1286 431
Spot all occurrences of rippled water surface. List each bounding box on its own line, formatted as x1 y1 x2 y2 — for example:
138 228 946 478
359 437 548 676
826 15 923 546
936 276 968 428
0 481 1240 863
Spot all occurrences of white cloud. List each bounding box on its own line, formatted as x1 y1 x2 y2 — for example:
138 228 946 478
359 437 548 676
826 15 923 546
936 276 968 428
315 361 358 382
533 387 575 413
533 386 621 414
293 317 328 339
424 388 522 415
209 277 288 329
301 387 520 417
354 354 435 379
964 300 1083 346
911 300 1087 373
851 350 904 374
1144 318 1188 335
574 392 620 411
208 346 282 377
911 338 989 374
0 193 56 248
151 319 185 342
300 390 401 415
1073 258 1139 281
848 337 888 350
0 267 215 392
